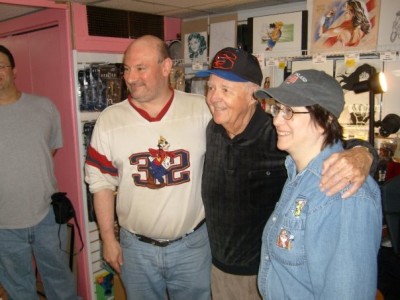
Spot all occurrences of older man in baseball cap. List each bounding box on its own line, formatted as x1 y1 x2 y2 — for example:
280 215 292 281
196 48 375 299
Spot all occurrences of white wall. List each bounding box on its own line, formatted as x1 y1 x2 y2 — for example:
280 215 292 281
185 0 400 119
237 2 306 22
382 60 400 117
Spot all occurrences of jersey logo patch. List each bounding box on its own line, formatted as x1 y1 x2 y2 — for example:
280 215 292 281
129 136 190 189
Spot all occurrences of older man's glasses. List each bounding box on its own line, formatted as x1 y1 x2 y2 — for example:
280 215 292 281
270 104 310 120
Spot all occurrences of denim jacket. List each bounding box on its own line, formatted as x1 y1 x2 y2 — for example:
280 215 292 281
258 142 382 300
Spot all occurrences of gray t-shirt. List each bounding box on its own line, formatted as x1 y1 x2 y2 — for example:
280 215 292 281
0 93 63 229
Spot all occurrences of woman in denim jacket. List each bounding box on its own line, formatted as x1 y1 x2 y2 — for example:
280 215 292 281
255 69 382 300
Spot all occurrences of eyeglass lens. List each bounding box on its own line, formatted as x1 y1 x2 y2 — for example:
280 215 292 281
271 105 293 120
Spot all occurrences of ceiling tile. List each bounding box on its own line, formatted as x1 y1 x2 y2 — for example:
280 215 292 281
0 0 303 22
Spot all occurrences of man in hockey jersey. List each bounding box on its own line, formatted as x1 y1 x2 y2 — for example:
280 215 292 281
85 35 212 299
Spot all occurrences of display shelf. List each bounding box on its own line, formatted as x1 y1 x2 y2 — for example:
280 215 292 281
73 50 124 300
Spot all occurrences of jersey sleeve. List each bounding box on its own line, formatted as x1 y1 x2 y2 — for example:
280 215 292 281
84 115 119 194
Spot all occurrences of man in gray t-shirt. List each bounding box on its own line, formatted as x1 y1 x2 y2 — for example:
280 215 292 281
0 45 79 299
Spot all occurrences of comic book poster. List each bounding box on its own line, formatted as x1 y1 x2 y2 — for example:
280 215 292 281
251 11 308 58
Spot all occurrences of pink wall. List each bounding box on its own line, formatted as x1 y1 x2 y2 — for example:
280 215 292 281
164 17 182 41
1 2 181 299
71 3 132 53
0 7 91 300
71 3 181 52
1 1 181 52
0 0 65 9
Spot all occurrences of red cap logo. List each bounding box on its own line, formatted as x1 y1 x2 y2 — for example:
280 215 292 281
212 51 238 70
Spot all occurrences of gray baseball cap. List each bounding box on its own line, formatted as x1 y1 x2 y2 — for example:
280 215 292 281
254 69 344 118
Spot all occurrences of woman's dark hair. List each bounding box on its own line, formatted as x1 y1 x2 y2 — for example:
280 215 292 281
307 104 343 149
348 0 371 34
0 45 15 68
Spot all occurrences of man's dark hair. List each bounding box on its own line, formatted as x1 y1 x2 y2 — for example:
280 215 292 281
0 45 15 68
159 40 171 62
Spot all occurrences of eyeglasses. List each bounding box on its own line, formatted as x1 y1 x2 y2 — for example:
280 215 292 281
0 65 11 70
270 104 310 120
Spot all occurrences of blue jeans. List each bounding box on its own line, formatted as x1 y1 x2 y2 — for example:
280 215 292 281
120 223 212 300
0 208 79 300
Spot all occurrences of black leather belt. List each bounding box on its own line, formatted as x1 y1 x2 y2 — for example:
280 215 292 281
134 219 206 247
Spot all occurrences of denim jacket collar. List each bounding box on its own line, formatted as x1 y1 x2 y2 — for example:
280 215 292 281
285 142 344 183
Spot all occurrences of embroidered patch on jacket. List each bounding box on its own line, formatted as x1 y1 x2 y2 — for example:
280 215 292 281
276 228 294 250
294 199 306 217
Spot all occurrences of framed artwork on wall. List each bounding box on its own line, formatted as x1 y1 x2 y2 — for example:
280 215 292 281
250 11 308 58
184 31 208 63
310 0 381 55
377 0 400 51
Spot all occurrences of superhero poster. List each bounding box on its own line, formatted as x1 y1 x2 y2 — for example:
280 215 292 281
310 0 381 55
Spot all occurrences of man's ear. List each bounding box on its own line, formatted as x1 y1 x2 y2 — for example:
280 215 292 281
250 84 261 102
162 58 173 76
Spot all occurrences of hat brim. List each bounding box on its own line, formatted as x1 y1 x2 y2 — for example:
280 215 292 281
195 69 248 83
254 86 317 108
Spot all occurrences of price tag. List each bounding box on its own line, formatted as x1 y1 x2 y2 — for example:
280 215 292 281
344 53 359 68
380 52 396 61
266 58 276 67
192 62 203 71
312 54 327 64
278 59 286 69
